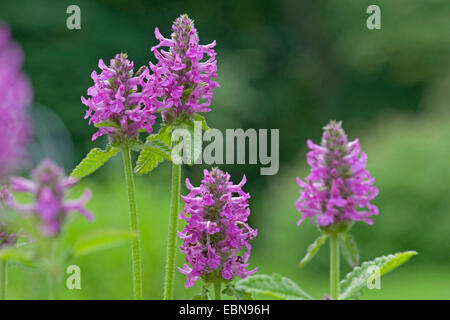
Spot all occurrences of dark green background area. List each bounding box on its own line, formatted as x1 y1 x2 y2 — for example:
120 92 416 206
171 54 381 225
1 0 450 299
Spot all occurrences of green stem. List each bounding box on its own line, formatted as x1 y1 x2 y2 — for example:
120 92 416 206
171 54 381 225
0 260 7 300
48 239 60 300
214 278 222 300
163 163 181 300
121 145 143 300
48 273 59 300
329 232 340 300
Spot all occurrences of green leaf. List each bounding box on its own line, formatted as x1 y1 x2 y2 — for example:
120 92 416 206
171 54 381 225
134 139 171 174
235 273 313 300
298 234 328 268
73 228 137 257
339 251 418 300
139 140 171 157
94 120 119 128
128 139 144 152
223 284 254 300
340 233 359 268
233 288 254 300
135 126 172 175
194 114 210 131
71 146 120 179
0 247 34 266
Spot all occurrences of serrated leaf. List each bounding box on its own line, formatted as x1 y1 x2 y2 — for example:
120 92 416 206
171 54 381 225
139 140 171 157
154 124 172 144
339 251 418 300
235 273 313 300
299 234 328 268
135 126 172 175
71 146 120 179
134 139 171 173
72 228 137 257
340 233 359 268
0 247 34 266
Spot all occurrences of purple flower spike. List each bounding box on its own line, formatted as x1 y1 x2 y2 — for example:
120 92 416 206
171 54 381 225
146 14 219 123
178 168 257 288
296 121 379 230
8 159 93 237
82 53 156 141
0 222 18 248
0 22 32 180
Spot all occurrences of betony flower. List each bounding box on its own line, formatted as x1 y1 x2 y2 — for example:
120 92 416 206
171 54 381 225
0 222 18 248
178 168 257 288
296 121 378 229
82 53 156 141
145 14 219 123
8 159 93 237
0 22 32 181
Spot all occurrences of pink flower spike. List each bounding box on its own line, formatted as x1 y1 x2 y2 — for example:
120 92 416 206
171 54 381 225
8 159 94 237
178 168 257 288
296 121 378 229
82 53 156 141
144 14 219 122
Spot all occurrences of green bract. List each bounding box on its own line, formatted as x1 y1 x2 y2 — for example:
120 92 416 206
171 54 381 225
71 146 120 179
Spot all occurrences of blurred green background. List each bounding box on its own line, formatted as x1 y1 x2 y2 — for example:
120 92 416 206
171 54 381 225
1 0 450 299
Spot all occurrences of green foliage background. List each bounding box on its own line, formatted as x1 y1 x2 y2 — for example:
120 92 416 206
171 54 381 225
1 0 450 299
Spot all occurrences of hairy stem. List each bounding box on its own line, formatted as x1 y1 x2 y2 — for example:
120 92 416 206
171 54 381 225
0 260 7 300
330 232 340 300
214 278 222 300
122 145 143 300
163 163 181 300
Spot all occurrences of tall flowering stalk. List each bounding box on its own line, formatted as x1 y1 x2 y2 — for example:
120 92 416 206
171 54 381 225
0 22 32 300
178 168 257 299
8 159 92 299
296 121 378 299
143 14 219 299
235 121 416 300
79 53 155 299
76 15 218 299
